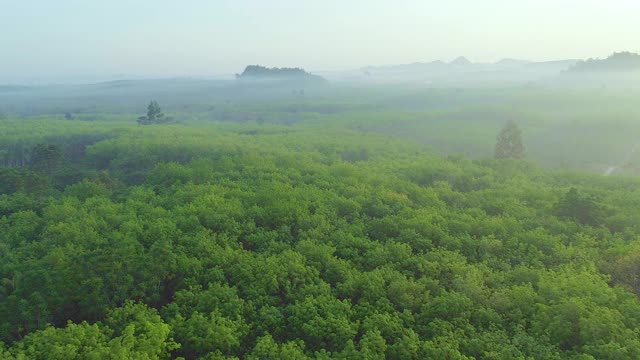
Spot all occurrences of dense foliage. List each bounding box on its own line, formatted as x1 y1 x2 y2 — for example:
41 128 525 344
2 115 640 359
236 65 326 83
567 51 640 73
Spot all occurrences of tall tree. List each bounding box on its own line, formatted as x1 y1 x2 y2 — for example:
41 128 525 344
554 187 604 225
30 144 63 173
137 101 165 125
147 100 164 122
495 120 524 159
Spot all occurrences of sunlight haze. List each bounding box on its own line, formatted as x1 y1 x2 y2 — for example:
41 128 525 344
1 0 639 82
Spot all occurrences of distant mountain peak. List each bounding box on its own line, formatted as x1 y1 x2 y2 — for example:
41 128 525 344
450 56 472 66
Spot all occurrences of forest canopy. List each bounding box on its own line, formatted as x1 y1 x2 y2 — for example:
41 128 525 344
2 112 640 359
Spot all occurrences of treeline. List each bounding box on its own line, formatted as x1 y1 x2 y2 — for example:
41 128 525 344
236 65 326 83
0 119 126 168
0 134 111 168
2 122 640 358
567 51 640 73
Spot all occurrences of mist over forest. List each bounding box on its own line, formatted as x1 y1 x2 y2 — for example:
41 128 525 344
3 53 640 174
3 3 640 357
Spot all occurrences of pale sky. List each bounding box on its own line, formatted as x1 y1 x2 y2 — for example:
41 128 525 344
1 0 639 82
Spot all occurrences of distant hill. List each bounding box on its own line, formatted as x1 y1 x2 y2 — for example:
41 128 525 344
449 56 472 66
567 52 640 73
359 57 579 73
344 57 580 85
236 65 326 83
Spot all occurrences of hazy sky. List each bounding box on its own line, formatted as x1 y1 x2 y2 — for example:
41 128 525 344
1 0 639 82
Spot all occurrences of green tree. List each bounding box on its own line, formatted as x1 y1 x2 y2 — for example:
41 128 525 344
138 100 166 125
495 120 524 159
359 330 387 360
147 101 164 121
246 334 309 360
3 302 179 359
169 310 247 358
30 144 63 173
554 187 604 225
